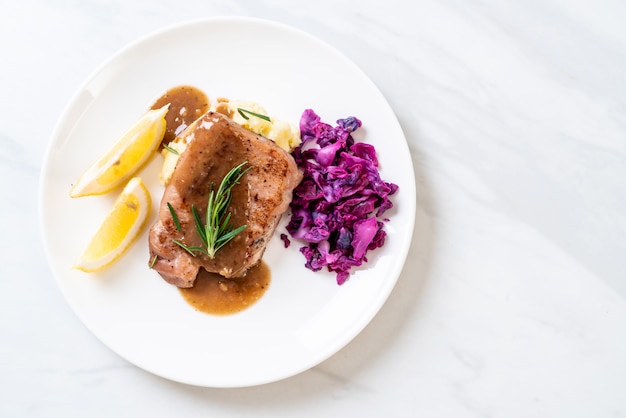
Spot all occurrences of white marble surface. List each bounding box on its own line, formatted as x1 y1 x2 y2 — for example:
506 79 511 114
2 0 626 416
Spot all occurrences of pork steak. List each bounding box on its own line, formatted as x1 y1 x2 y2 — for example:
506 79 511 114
148 111 302 287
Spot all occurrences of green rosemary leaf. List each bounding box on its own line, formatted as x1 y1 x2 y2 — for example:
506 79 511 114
163 143 179 155
237 108 271 122
173 240 207 257
191 204 208 247
216 224 247 246
167 202 182 232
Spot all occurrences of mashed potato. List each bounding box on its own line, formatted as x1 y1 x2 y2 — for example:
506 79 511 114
226 99 301 152
159 97 301 185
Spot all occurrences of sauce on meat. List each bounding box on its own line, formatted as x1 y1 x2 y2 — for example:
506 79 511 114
150 85 209 145
148 86 288 315
179 261 270 315
168 114 250 277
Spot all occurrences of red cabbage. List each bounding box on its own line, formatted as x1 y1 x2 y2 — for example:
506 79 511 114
286 109 399 285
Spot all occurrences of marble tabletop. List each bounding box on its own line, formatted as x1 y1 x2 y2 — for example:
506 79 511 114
2 0 626 416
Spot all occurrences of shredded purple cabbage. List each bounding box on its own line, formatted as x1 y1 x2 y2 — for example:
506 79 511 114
280 233 291 248
286 109 399 285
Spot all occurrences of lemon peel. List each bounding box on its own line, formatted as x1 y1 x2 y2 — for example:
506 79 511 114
74 177 151 272
70 105 168 198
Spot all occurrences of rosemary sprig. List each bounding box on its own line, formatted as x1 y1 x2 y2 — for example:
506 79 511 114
171 161 251 259
237 108 271 122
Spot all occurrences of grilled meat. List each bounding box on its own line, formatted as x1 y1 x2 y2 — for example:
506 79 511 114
148 111 302 287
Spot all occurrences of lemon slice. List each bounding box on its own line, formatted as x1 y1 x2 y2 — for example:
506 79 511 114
74 177 151 272
70 105 168 198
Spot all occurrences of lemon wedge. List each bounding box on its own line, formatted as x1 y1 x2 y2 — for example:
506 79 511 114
74 177 151 272
70 105 168 198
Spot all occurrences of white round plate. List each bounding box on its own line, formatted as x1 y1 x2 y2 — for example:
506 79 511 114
39 17 416 388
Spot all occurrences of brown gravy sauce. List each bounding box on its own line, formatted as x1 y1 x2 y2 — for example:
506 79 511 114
151 85 271 315
150 85 209 145
179 262 271 315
